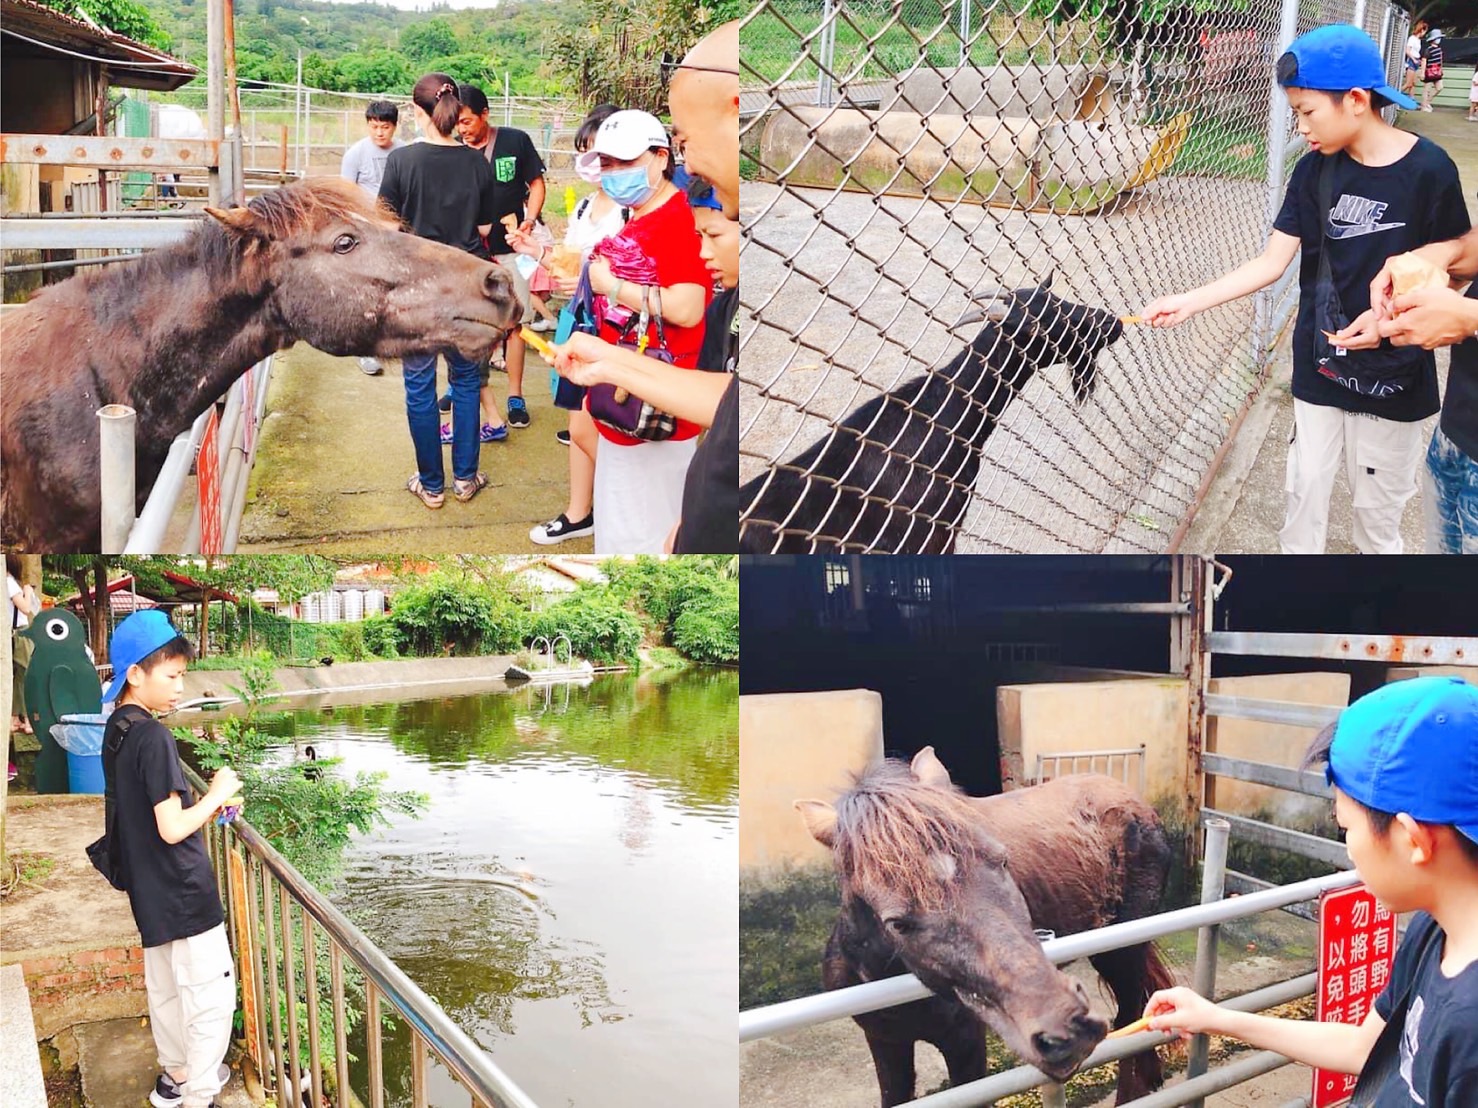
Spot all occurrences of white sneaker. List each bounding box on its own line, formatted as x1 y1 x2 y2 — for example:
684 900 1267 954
529 512 594 545
530 319 555 333
1421 105 1433 112
358 357 384 375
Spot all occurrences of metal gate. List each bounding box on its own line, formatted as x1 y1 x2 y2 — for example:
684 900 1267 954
739 0 1409 552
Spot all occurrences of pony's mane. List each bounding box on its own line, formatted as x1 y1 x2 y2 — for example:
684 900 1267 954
59 178 397 303
832 759 993 911
244 176 398 237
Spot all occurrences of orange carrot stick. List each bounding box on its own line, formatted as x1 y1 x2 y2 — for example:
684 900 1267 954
1106 1016 1153 1039
520 326 555 360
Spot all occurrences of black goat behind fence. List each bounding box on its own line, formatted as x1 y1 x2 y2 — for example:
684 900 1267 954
739 278 1125 553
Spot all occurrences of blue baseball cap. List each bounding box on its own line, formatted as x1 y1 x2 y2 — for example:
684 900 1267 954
104 610 184 705
1328 676 1478 843
1280 24 1417 111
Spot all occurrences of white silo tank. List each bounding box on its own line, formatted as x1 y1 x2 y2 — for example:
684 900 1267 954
365 589 386 617
325 590 343 623
344 589 364 622
302 593 321 623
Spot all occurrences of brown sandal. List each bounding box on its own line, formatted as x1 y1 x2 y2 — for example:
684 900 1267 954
407 474 445 509
453 472 490 503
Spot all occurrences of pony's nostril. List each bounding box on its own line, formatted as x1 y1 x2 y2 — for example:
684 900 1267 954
1032 1032 1073 1060
1072 1012 1105 1035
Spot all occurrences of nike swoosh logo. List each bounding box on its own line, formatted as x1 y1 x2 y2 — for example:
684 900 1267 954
1327 221 1408 239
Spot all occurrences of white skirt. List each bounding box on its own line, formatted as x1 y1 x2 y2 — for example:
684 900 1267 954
593 435 698 554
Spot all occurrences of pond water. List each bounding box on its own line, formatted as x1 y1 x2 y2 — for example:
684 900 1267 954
253 668 738 1108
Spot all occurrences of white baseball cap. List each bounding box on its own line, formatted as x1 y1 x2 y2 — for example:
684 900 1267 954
592 110 670 161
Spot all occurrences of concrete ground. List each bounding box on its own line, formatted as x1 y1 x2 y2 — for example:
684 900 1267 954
232 346 591 553
1182 104 1478 553
75 1017 254 1108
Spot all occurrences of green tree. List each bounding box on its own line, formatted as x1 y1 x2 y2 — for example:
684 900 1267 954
38 0 172 50
338 49 414 93
400 17 459 65
547 0 721 113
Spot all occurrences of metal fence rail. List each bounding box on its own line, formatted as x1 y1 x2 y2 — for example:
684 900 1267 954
1034 743 1145 792
738 0 1408 552
187 766 540 1108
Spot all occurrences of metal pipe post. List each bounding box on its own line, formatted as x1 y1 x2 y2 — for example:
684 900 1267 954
1255 0 1302 363
206 0 225 206
1187 817 1231 1106
817 0 836 108
98 405 138 553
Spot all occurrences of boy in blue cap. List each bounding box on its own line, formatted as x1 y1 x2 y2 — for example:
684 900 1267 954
100 611 242 1108
1143 676 1478 1105
1143 25 1470 555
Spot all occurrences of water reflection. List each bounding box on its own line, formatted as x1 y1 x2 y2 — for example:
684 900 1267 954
256 669 737 1108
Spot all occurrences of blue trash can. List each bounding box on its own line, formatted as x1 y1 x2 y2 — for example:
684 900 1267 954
50 714 109 795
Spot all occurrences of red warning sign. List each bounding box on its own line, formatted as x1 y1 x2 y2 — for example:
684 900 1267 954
1313 884 1397 1108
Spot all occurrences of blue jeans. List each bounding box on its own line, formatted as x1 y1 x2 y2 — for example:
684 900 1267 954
1422 425 1478 554
401 349 482 493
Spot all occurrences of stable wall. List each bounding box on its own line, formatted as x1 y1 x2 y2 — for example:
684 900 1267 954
739 689 884 872
996 676 1187 805
1205 672 1351 825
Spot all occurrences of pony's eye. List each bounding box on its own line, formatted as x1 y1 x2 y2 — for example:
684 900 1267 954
884 917 916 936
333 234 358 254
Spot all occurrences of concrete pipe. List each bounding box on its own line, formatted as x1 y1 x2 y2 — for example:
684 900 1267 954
761 106 1039 207
761 106 1185 213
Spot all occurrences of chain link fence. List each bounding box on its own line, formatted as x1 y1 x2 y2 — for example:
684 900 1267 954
738 0 1408 553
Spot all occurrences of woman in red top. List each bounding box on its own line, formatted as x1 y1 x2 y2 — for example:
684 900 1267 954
582 110 712 553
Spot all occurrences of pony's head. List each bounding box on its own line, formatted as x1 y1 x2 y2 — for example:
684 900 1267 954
797 747 1107 1080
205 177 521 360
954 272 1124 403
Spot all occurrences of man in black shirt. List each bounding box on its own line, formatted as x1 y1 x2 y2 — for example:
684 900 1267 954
100 611 242 1108
457 83 546 430
1366 228 1478 552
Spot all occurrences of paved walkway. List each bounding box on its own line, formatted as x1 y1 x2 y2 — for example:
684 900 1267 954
1183 105 1478 553
235 345 592 553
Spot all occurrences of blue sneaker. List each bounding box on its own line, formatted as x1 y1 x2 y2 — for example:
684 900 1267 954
507 396 530 429
480 423 508 443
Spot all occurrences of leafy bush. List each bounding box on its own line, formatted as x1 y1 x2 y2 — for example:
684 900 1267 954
530 595 642 664
388 572 531 656
360 616 399 659
600 555 734 640
330 622 367 663
672 579 738 664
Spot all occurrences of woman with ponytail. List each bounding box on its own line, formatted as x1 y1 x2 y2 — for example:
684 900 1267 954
377 73 507 508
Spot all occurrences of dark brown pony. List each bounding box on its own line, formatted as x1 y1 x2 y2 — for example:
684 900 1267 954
0 177 520 551
798 747 1172 1107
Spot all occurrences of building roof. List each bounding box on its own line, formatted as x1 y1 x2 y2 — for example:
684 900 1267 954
1 0 198 92
62 571 238 609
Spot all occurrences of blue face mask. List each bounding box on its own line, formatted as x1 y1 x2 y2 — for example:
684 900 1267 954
601 165 655 207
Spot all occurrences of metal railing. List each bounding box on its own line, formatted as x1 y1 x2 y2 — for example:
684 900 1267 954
186 766 540 1108
1034 743 1146 792
739 0 1409 552
740 815 1360 1108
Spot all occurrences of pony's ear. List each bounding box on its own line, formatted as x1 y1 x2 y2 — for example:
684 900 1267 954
911 746 952 788
795 799 837 847
205 205 262 241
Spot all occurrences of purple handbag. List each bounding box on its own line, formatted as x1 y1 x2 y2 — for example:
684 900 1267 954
588 285 680 442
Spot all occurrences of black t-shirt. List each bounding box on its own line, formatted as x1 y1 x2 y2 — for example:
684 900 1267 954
1272 137 1470 422
676 374 739 553
1439 281 1478 460
697 286 740 374
470 127 545 256
104 704 223 948
379 142 498 259
1367 912 1478 1107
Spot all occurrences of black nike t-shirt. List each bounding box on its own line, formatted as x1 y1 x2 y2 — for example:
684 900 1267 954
1439 281 1478 461
1366 912 1478 1107
104 704 224 948
379 142 498 259
470 128 545 256
1273 136 1470 422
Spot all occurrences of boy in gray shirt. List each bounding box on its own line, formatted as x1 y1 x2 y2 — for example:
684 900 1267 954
341 100 403 375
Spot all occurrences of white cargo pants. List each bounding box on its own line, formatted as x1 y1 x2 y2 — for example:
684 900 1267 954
144 923 235 1108
1279 399 1426 554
